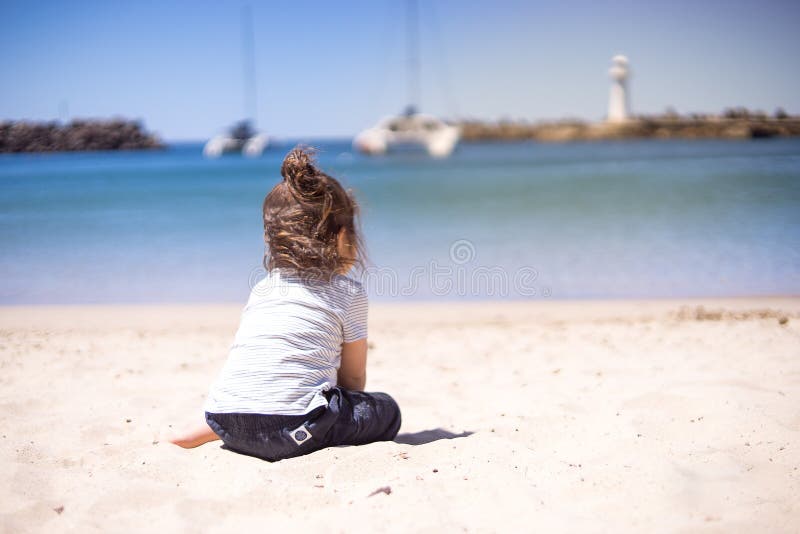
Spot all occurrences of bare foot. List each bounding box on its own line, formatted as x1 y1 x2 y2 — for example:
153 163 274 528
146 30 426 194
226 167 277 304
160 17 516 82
167 422 220 449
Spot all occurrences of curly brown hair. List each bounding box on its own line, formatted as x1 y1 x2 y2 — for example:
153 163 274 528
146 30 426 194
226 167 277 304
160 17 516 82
262 146 364 278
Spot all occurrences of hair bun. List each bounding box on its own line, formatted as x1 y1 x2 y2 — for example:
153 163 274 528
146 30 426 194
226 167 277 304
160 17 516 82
281 146 324 199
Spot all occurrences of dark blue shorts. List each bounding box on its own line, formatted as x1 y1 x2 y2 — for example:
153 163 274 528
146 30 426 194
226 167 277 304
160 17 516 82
205 387 401 462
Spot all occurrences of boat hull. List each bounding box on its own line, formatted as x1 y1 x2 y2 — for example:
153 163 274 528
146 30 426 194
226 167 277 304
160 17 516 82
203 134 269 158
354 114 460 158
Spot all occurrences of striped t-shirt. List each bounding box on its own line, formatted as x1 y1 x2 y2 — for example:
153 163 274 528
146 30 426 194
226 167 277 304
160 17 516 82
204 269 368 415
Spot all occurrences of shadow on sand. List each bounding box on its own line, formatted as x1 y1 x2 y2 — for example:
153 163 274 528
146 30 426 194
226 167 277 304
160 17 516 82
393 428 474 445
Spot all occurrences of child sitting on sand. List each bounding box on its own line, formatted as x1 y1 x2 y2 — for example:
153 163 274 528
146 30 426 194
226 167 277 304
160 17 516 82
170 146 401 461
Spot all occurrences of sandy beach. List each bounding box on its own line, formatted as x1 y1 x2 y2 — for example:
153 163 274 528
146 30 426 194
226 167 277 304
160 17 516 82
1 298 798 532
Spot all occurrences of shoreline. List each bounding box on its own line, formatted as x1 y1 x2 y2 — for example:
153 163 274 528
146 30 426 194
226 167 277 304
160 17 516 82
1 295 797 325
458 116 800 142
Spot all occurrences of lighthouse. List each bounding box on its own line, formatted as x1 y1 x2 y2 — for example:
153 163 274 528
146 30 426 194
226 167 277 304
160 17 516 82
607 55 630 123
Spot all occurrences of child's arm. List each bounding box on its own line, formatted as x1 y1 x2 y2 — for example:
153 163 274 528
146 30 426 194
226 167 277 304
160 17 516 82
338 338 367 391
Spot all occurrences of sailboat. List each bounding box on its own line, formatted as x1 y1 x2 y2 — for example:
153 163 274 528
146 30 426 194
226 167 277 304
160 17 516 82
204 6 268 158
353 0 460 158
203 120 268 158
354 106 460 158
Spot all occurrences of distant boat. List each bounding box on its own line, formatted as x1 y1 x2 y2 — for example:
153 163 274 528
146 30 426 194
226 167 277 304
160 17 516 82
354 0 460 158
204 6 268 159
354 106 460 157
203 120 269 158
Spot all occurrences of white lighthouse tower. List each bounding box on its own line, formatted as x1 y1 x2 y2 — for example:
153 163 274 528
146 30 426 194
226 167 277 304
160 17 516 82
607 55 630 123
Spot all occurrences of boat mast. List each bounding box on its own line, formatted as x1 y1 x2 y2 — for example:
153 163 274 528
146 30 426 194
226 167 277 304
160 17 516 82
406 0 420 113
242 5 258 128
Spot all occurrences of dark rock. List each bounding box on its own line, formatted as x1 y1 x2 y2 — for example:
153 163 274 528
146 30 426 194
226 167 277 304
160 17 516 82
0 118 164 153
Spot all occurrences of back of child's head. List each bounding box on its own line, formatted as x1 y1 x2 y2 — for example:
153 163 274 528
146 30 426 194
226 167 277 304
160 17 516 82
262 146 363 278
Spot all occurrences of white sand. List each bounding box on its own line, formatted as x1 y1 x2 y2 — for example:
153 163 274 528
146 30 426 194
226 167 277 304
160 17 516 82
1 298 798 532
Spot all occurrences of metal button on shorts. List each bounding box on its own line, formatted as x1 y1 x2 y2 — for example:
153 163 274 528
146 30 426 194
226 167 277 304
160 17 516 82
291 425 312 445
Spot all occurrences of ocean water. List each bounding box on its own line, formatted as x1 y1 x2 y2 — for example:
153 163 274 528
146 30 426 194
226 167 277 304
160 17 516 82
1 139 798 304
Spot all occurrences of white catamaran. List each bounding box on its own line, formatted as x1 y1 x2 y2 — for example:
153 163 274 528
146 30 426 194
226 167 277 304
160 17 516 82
354 106 460 158
354 0 460 158
203 120 268 158
204 6 268 158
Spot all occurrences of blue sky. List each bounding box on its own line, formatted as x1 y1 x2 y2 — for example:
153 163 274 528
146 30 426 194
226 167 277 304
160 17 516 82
1 0 799 140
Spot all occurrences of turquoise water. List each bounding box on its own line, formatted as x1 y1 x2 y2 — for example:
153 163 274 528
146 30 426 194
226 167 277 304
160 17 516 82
1 139 799 303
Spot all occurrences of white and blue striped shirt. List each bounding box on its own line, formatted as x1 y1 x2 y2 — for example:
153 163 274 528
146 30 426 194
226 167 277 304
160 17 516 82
204 269 368 415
